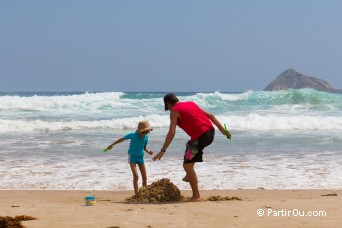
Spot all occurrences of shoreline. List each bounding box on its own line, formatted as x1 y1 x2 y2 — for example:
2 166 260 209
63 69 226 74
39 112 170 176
1 189 341 228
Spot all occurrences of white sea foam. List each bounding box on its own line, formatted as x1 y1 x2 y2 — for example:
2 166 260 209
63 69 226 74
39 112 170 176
0 114 168 132
230 114 342 131
1 114 342 132
1 151 341 190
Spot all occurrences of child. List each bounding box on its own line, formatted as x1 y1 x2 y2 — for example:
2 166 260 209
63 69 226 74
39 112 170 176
105 120 154 194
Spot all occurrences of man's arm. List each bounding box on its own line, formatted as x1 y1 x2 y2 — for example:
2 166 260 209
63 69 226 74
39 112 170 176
203 110 226 136
152 110 178 161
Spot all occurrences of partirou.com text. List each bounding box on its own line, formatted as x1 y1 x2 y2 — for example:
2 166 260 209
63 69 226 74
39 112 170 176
257 208 327 217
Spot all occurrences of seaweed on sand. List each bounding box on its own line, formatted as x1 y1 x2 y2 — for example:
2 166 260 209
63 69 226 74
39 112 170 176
0 215 36 228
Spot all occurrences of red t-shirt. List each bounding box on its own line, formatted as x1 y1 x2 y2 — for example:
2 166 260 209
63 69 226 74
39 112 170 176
172 101 214 141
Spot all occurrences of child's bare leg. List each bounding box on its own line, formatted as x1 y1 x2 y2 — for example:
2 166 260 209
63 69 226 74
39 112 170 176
138 164 147 187
183 162 201 201
130 163 139 194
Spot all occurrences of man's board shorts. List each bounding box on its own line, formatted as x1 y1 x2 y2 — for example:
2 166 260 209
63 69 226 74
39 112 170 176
128 154 144 165
184 129 215 164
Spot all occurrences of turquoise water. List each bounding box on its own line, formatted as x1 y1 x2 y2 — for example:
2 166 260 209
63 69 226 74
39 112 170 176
0 89 341 190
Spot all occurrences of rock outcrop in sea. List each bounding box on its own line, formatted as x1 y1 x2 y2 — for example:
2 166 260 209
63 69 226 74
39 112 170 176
264 69 342 93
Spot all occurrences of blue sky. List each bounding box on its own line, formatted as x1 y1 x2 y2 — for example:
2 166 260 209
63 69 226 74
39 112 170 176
1 0 341 92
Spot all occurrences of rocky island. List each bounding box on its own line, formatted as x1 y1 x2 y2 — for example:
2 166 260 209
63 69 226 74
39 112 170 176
264 69 342 93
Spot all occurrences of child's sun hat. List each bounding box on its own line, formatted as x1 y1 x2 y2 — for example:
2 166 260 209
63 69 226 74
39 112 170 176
136 120 153 133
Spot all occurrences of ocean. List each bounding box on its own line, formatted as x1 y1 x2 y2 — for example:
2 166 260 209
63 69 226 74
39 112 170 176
1 89 342 190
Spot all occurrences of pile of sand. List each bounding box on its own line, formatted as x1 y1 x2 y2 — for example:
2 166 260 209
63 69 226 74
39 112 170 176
126 178 183 203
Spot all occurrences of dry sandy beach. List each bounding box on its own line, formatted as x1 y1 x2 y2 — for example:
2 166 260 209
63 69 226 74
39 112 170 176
1 189 341 228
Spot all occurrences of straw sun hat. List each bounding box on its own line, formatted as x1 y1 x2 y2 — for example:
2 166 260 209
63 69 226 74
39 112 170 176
136 120 153 133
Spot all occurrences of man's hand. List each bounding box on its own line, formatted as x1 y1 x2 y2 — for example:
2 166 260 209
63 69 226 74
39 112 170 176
152 151 165 161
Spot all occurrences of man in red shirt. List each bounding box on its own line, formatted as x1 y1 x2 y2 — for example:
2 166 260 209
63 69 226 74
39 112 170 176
153 93 227 201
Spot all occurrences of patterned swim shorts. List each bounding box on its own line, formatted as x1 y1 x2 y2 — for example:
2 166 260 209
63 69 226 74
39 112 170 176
184 129 215 164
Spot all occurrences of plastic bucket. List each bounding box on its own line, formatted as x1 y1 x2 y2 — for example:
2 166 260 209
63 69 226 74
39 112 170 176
85 196 96 206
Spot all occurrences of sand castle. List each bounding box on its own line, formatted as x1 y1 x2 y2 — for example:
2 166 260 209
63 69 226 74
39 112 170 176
126 178 183 203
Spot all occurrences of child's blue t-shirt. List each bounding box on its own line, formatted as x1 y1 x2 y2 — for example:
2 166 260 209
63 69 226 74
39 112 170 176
124 132 148 157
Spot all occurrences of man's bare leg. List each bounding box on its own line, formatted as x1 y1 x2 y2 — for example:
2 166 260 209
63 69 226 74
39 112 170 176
182 175 189 182
183 162 201 201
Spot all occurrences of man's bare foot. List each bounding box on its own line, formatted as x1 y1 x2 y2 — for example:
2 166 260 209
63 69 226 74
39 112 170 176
187 196 202 202
182 176 189 182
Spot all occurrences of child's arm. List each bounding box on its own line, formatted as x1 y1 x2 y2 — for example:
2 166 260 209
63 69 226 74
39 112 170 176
144 147 153 155
106 137 125 150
